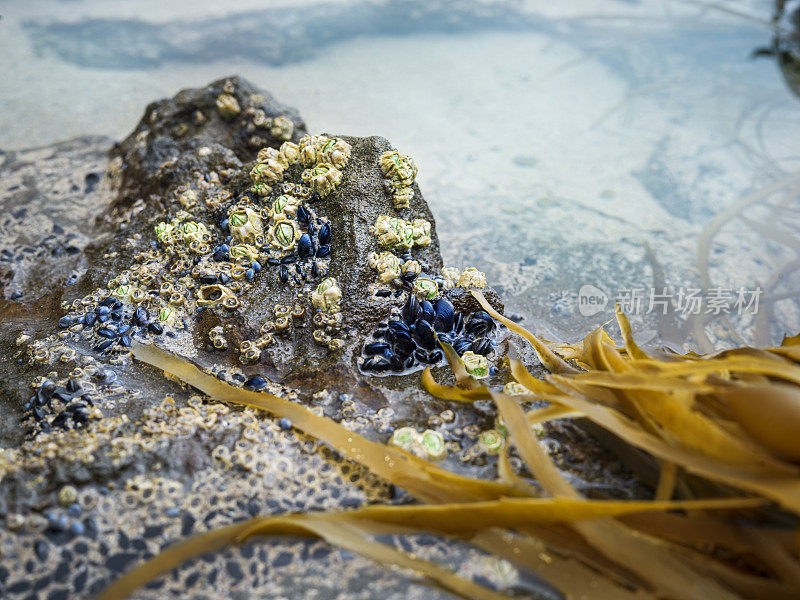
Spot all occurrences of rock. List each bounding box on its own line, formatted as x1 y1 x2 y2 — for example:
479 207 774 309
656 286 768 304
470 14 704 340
0 77 629 599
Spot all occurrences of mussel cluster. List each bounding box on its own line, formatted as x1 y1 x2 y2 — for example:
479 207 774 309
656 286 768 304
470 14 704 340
229 203 332 286
23 378 92 433
360 293 496 374
58 296 164 354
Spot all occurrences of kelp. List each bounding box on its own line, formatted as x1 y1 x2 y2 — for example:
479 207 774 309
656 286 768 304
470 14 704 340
98 302 800 600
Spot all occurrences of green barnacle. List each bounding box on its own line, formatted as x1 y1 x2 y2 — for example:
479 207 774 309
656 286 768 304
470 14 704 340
154 221 173 242
272 195 288 214
230 210 248 228
461 351 489 378
182 222 198 234
228 206 263 246
478 429 505 455
267 216 300 253
388 426 420 452
413 278 439 300
269 194 301 219
251 182 271 196
275 222 296 247
229 244 259 262
420 429 447 461
111 284 130 300
158 306 175 322
301 162 343 197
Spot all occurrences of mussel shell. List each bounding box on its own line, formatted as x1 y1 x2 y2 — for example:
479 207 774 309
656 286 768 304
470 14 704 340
316 244 331 258
465 311 495 336
244 375 268 390
318 222 331 245
297 233 314 258
364 341 391 356
452 311 464 334
388 319 411 335
426 349 444 364
437 332 454 344
453 337 473 355
419 300 435 324
279 265 289 283
362 355 391 372
296 205 310 224
433 298 455 332
402 293 421 325
472 338 495 356
393 336 416 358
413 320 437 350
389 353 404 371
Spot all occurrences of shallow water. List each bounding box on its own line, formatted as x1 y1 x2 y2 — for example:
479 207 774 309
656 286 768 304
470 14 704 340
2 0 800 348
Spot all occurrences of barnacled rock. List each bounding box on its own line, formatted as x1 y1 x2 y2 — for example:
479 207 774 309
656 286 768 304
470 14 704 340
0 76 636 599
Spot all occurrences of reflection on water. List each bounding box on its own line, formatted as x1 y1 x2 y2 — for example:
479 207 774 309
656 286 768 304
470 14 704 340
2 0 800 349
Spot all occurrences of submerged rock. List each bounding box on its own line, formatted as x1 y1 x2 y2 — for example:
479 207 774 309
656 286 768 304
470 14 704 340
0 77 635 599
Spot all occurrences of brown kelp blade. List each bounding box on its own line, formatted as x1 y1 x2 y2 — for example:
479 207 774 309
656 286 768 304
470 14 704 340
471 290 578 374
131 341 519 504
96 497 764 600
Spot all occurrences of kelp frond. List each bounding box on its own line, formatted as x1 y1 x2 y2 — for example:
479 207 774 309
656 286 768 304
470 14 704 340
98 302 800 600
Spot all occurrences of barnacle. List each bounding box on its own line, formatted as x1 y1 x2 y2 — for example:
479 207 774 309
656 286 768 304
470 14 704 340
367 251 403 284
196 284 237 308
369 215 431 251
268 194 302 219
379 150 418 209
266 216 301 253
229 244 259 262
317 137 352 169
441 267 461 290
301 163 342 197
412 277 438 300
270 115 294 141
477 430 505 455
154 218 211 255
311 277 342 314
457 267 487 289
215 93 240 119
228 206 263 246
460 350 489 378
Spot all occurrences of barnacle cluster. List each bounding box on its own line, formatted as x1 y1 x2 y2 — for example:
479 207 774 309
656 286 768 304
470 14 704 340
248 142 301 196
311 278 344 350
367 251 403 284
387 426 446 461
248 135 351 200
154 217 212 255
1 387 396 599
379 150 418 209
369 215 431 251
